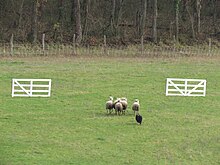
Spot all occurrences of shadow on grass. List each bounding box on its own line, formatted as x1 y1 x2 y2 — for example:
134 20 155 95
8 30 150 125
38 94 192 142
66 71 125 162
127 121 139 126
93 112 139 126
94 111 134 118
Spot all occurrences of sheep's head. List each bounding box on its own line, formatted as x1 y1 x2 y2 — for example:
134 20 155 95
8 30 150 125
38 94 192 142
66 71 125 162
116 98 121 102
134 99 139 103
109 96 113 101
121 97 127 102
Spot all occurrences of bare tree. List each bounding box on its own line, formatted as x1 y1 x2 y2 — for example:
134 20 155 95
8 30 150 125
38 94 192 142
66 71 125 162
73 0 82 44
82 0 90 38
0 0 218 44
110 0 116 33
140 0 147 37
31 0 39 43
212 0 217 33
152 0 158 43
56 0 64 41
30 0 47 43
196 0 202 34
186 0 196 40
18 0 25 31
115 0 124 36
58 0 64 24
174 0 181 42
109 0 124 36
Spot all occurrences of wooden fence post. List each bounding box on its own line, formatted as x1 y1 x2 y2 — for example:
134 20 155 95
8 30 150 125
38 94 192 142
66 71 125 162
73 34 76 55
42 33 45 55
103 35 107 55
208 38 211 55
141 35 144 55
3 43 6 55
173 35 176 56
10 34 14 55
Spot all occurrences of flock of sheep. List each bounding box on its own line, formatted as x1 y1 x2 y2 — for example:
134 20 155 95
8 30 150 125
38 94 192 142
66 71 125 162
105 96 142 124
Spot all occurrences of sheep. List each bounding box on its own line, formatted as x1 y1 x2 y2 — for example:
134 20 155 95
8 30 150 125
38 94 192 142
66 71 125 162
105 96 114 114
112 98 120 112
114 99 123 115
132 99 140 114
120 97 128 115
135 112 142 125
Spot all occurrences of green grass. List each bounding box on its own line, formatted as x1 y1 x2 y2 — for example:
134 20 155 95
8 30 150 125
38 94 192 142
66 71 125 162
0 56 220 165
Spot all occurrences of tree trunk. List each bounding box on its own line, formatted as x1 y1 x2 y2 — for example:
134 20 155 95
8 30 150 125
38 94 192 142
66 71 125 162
18 0 25 30
152 0 158 43
110 0 116 34
71 0 74 24
82 0 90 38
212 0 217 33
32 0 39 43
196 0 201 34
186 2 195 40
58 0 64 23
58 0 64 41
136 10 141 36
115 0 124 36
175 0 180 43
182 0 187 21
140 0 147 37
73 0 82 44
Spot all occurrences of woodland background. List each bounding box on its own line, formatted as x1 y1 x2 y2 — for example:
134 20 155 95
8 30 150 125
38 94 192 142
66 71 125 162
0 0 219 46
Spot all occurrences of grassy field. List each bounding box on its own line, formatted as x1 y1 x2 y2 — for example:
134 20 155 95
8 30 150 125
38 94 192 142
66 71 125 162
0 56 220 165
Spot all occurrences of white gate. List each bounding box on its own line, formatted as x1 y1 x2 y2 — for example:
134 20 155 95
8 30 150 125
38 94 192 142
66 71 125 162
166 78 206 96
12 79 51 97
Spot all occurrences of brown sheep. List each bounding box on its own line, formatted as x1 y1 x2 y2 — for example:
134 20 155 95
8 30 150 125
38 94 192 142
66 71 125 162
120 97 128 115
105 96 114 114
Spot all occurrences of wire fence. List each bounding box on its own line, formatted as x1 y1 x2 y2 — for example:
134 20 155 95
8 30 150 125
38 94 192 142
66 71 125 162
0 40 219 57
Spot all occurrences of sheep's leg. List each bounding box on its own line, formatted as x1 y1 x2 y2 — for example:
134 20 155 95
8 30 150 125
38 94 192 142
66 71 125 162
117 110 119 116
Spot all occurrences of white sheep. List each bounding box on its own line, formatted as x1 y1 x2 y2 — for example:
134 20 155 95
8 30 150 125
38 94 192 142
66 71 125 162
105 96 114 114
114 99 123 115
132 99 140 114
112 98 120 112
120 97 128 115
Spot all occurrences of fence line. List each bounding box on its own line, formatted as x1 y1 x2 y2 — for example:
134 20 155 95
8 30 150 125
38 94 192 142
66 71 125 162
0 43 219 57
0 39 219 57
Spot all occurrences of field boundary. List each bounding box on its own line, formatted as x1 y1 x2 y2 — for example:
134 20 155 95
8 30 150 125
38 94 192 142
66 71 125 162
0 43 219 57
